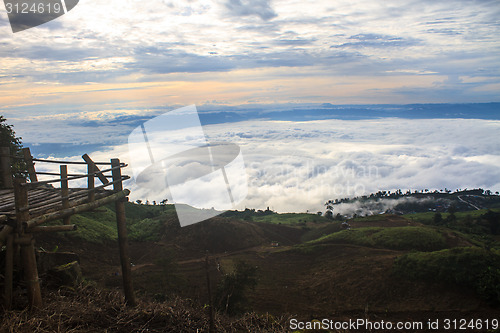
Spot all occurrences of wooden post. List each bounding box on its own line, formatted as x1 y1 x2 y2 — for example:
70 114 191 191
87 162 95 202
21 238 43 309
111 158 136 306
0 147 13 188
4 234 14 309
14 177 43 309
22 147 38 183
60 165 71 225
14 177 28 234
82 154 109 185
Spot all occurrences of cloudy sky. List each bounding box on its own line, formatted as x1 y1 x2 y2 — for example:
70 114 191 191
1 0 499 112
1 0 499 213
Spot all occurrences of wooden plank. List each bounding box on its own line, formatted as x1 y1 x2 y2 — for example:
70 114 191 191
0 201 15 211
24 189 130 228
28 190 116 220
22 148 38 183
82 154 109 185
28 189 99 216
112 158 136 307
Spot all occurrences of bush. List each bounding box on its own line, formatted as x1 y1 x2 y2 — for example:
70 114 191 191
0 116 26 183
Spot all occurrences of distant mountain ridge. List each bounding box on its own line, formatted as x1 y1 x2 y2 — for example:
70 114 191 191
197 102 500 124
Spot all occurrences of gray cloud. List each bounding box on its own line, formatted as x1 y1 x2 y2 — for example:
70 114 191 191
2 44 106 61
224 0 277 21
332 33 420 49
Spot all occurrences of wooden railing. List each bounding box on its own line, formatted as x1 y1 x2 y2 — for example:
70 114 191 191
0 147 136 309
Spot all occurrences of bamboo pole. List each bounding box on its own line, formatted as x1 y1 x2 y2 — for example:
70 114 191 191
24 189 130 228
111 158 136 306
21 238 43 309
30 225 77 233
22 147 38 183
0 147 13 188
60 165 71 225
14 177 43 309
82 154 109 185
87 162 95 202
13 177 27 269
14 177 28 234
4 234 14 309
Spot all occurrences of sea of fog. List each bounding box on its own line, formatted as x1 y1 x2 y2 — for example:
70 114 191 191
15 103 500 213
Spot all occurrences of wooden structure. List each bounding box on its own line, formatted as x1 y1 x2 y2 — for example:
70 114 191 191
0 147 136 309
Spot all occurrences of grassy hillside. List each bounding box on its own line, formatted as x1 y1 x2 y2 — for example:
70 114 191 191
21 200 500 327
309 226 448 251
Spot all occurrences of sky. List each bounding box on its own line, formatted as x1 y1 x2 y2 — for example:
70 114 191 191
0 0 499 213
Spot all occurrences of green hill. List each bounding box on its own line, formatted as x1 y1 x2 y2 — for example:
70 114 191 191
18 199 500 327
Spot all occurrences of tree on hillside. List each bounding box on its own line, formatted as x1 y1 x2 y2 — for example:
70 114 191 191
0 116 26 185
215 260 257 315
433 212 443 225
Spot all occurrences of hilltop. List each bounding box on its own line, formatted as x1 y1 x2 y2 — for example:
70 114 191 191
324 188 500 218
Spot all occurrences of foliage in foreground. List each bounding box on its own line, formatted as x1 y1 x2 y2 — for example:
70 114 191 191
0 116 26 184
0 285 290 333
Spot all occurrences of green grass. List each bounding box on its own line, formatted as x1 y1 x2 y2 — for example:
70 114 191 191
393 247 500 304
53 203 174 244
350 214 394 223
301 222 343 242
404 208 500 224
128 217 164 242
66 208 118 243
252 213 327 225
310 226 447 251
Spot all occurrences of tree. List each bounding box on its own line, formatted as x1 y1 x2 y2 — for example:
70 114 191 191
445 205 457 224
215 260 257 315
0 116 25 185
433 212 443 225
481 210 500 235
